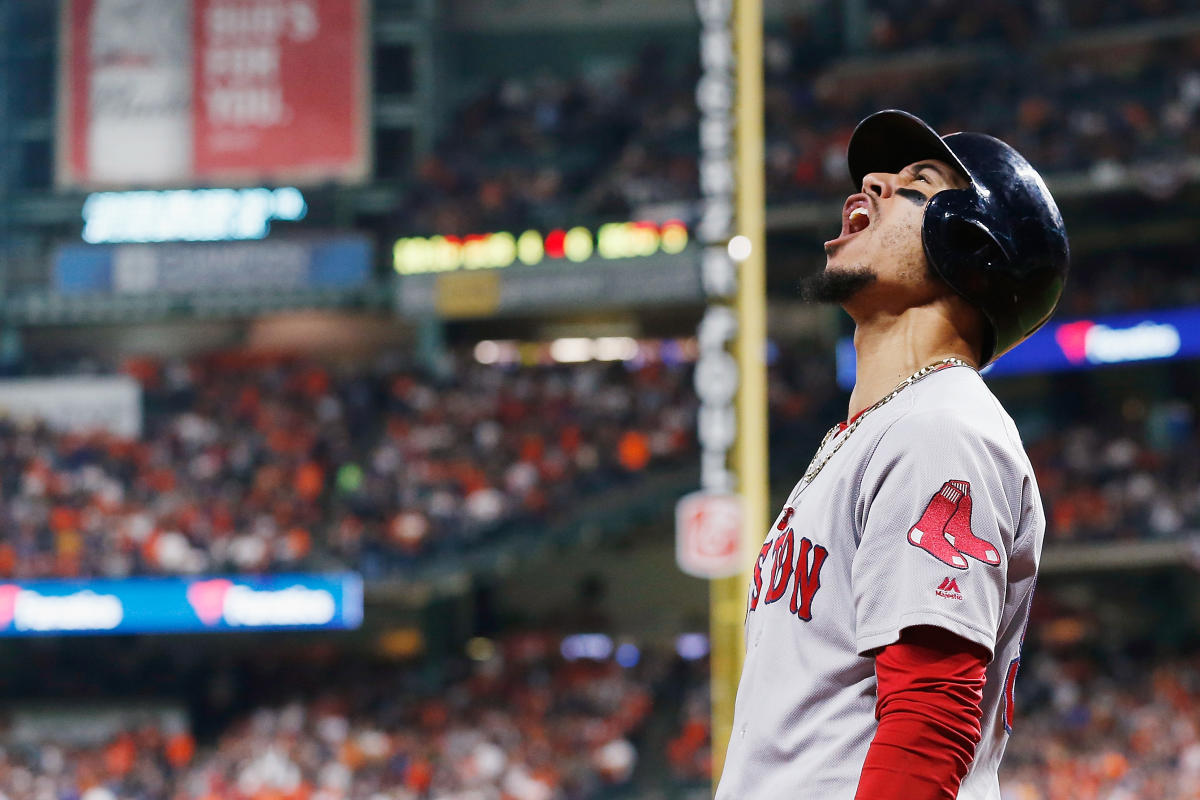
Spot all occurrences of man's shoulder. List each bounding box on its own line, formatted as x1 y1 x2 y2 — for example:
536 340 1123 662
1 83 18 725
888 367 1024 455
865 368 1041 520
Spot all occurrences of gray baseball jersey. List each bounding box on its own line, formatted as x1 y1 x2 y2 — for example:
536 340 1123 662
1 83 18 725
715 365 1043 800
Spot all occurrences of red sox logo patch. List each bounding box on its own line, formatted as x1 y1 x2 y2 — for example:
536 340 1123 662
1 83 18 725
908 480 1000 570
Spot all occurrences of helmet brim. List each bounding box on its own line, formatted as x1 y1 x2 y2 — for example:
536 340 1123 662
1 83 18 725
847 109 971 188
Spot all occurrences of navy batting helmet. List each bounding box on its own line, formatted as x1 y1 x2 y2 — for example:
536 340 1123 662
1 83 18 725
847 109 1069 364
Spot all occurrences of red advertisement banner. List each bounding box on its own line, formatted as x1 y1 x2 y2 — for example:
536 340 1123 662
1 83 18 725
58 0 368 189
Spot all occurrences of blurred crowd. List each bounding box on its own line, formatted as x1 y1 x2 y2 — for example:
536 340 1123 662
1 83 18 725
390 1 1200 234
394 45 696 236
668 645 1200 800
856 2 1067 52
4 345 1200 578
0 355 694 579
1057 246 1200 318
11 631 1200 800
0 635 658 800
761 30 1200 203
864 0 1200 51
1000 650 1200 800
1027 396 1200 544
4 1 1200 798
664 681 710 784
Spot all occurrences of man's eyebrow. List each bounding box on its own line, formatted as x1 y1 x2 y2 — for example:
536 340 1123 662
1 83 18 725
911 161 957 184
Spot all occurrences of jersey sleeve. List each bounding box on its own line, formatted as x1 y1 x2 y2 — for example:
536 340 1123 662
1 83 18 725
852 411 1025 659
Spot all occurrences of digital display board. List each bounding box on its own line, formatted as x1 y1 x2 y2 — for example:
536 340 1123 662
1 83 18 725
0 573 362 637
393 220 690 275
836 307 1200 389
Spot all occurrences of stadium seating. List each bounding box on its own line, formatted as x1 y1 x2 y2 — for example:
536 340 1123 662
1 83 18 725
0 355 696 579
6 633 1196 800
1000 652 1200 799
3 0 1200 795
0 634 658 800
3 343 1197 579
394 4 1200 234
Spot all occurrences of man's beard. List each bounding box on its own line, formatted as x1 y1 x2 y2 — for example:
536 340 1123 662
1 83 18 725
798 266 877 304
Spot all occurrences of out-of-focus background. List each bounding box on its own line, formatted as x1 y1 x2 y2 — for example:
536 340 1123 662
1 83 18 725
0 1 1198 798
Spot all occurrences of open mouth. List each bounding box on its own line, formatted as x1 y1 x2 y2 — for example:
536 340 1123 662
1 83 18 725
825 194 873 249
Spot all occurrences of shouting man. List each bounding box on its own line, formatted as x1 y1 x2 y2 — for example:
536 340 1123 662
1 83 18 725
715 110 1069 799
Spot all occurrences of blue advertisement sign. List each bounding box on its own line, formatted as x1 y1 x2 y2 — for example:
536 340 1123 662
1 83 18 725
0 573 363 637
836 306 1200 389
55 236 371 295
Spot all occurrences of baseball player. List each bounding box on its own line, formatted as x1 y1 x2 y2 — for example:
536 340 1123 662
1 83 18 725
715 110 1069 800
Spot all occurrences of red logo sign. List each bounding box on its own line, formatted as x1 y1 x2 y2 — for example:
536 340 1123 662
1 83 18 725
676 491 743 579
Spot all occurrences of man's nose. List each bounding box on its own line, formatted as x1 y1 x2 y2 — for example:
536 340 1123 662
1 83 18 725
862 172 895 199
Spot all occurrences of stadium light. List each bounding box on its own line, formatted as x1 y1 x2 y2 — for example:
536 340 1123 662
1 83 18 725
474 340 502 364
727 234 752 261
561 633 614 661
676 633 711 661
549 338 594 363
594 337 639 361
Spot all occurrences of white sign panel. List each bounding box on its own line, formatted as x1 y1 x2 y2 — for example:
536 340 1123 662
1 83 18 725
0 376 143 438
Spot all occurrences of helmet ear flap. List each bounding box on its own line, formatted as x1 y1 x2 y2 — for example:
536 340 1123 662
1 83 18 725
922 190 1010 364
941 217 1007 272
922 190 1009 301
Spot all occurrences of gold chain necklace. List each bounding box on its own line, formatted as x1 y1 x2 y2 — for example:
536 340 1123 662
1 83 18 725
792 357 971 497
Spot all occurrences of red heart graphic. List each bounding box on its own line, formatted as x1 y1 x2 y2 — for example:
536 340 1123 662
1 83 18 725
1055 320 1094 365
187 579 232 626
0 584 18 627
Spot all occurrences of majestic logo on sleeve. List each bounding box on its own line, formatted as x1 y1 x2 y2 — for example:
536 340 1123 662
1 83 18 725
935 577 963 600
908 480 1001 570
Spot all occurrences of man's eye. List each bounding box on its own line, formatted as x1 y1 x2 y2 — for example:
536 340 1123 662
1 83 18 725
915 173 929 183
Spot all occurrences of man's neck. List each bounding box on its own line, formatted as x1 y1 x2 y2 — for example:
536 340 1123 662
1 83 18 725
847 305 979 420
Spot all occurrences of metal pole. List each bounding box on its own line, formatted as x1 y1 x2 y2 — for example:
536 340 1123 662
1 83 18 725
710 0 767 789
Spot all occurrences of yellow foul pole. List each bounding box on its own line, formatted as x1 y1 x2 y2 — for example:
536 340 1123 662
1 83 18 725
711 0 767 788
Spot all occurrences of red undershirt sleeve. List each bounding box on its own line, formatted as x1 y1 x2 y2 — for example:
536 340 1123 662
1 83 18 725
854 626 989 800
